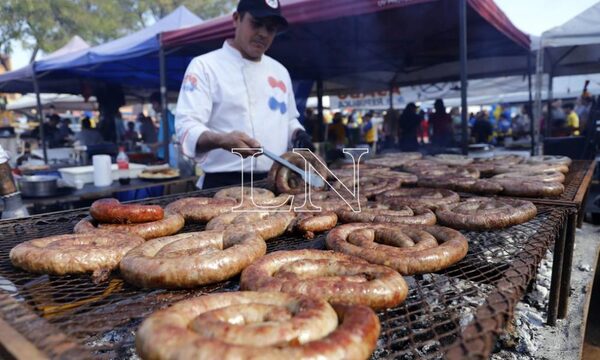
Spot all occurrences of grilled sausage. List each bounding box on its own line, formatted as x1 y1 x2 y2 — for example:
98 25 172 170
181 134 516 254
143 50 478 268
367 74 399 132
90 198 164 224
376 188 460 210
74 211 184 240
435 197 537 230
165 197 237 223
10 233 144 275
241 249 408 310
326 223 468 275
136 292 380 360
120 230 266 288
336 205 436 225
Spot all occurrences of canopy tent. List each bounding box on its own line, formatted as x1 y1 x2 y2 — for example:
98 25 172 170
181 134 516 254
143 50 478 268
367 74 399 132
0 36 90 93
536 1 600 77
330 73 600 109
532 1 600 140
6 93 97 112
162 0 530 93
0 6 203 95
162 0 530 154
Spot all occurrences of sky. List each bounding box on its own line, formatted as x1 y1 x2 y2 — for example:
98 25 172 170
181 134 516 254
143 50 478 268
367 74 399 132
7 0 600 70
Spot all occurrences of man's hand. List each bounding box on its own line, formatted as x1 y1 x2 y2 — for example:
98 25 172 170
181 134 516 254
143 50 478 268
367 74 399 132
197 130 262 157
292 130 315 151
218 131 262 157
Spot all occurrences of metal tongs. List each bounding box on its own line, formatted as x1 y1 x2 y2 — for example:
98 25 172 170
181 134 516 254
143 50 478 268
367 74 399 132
262 148 325 189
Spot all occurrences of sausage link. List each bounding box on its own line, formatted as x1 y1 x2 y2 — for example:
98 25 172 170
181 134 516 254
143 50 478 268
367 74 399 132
90 198 164 224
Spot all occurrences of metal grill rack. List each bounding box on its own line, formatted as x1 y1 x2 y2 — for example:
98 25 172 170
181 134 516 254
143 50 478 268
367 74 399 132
0 190 568 359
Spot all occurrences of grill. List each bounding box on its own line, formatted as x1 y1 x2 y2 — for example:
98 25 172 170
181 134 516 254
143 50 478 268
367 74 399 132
0 187 568 359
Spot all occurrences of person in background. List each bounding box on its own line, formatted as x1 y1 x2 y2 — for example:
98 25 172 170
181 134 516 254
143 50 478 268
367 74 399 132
398 103 422 151
304 108 325 142
429 99 453 148
450 107 462 144
138 114 158 144
512 105 530 140
496 112 512 145
327 112 346 148
45 114 61 148
361 110 377 150
148 92 176 164
123 121 140 150
382 109 399 149
468 112 476 127
345 113 360 147
75 117 104 146
563 103 580 136
472 111 493 143
575 94 592 136
114 111 126 143
56 117 74 146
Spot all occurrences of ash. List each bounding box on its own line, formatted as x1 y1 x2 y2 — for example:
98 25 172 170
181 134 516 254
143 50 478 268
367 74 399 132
372 273 493 359
86 323 141 360
467 227 537 265
491 247 553 359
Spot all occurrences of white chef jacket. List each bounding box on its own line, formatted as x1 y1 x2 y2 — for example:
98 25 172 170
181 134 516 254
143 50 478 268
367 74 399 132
175 40 304 179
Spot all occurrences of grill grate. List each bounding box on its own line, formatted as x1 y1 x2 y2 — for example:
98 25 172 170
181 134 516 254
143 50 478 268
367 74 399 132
0 188 567 359
552 160 592 202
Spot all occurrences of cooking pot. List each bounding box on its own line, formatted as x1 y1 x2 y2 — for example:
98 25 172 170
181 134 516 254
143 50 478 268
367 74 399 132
18 175 59 197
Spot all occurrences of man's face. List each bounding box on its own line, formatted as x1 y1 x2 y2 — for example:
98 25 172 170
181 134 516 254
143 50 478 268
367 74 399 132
232 12 279 61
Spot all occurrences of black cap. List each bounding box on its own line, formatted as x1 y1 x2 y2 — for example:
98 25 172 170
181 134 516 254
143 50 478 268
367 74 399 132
237 0 288 29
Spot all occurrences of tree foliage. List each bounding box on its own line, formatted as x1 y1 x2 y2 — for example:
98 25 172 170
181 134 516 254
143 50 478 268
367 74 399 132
0 0 236 58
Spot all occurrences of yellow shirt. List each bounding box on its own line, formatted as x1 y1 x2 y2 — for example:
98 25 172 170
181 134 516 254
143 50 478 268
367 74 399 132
567 112 580 136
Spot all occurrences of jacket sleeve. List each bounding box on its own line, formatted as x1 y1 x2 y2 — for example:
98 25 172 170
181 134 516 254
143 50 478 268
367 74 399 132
175 58 213 161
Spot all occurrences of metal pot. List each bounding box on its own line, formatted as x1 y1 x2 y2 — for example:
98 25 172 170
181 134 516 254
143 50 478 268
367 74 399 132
18 175 59 197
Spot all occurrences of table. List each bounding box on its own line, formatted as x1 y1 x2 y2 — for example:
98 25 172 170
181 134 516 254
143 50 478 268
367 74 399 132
1 176 198 215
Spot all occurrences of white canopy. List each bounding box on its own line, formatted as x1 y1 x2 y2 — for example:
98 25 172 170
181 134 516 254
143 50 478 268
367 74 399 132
538 1 600 76
326 73 600 109
7 93 97 111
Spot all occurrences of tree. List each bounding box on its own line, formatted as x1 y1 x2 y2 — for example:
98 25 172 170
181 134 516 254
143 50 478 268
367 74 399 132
134 0 237 24
0 0 236 60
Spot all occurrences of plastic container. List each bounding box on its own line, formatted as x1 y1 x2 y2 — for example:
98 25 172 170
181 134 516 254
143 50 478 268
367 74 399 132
58 163 146 186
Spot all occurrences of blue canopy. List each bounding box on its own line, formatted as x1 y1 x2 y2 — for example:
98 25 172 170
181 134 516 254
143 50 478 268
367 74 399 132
0 6 202 94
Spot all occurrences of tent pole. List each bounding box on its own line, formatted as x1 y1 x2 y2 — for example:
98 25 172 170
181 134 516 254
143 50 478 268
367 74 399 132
317 79 325 143
527 53 534 156
389 83 394 110
546 61 554 139
31 64 47 164
159 41 169 163
459 0 468 155
533 42 544 156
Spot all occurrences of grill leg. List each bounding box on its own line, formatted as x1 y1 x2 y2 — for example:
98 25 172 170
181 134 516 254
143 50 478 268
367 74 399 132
558 212 578 318
577 187 591 228
547 216 568 325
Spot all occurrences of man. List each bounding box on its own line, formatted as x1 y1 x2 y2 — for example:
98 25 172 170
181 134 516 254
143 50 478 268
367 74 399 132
148 92 175 165
175 0 313 189
563 103 580 136
361 111 377 149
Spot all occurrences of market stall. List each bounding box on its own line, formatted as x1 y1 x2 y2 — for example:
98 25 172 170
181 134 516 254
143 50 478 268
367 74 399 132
0 152 595 359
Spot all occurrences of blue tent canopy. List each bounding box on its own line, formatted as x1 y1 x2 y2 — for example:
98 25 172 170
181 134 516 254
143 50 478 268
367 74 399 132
0 6 202 95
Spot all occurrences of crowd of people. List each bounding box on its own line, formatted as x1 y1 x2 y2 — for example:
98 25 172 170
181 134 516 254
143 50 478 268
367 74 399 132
21 92 175 165
302 93 592 156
